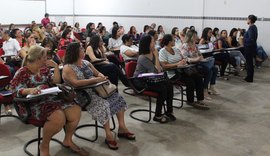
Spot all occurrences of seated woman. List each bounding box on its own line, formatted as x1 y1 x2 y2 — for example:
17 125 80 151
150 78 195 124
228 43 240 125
159 34 208 109
128 26 140 44
120 34 139 61
42 37 61 65
200 28 229 79
86 35 129 87
10 45 87 156
133 35 175 123
171 27 182 49
181 31 218 100
98 26 110 47
10 28 24 47
228 28 246 65
210 27 219 43
58 29 72 50
20 30 36 58
62 42 135 150
73 22 81 33
218 29 245 75
107 26 122 57
157 25 165 41
32 26 45 44
148 30 161 50
238 29 245 47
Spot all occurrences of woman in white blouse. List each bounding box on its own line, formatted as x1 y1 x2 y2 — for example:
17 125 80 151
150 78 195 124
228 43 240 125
108 26 123 51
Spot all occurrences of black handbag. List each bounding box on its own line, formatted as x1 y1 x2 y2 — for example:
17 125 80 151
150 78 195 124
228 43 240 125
57 84 77 102
183 66 198 76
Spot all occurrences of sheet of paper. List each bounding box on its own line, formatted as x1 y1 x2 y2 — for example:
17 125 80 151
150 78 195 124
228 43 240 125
138 72 164 78
26 87 62 98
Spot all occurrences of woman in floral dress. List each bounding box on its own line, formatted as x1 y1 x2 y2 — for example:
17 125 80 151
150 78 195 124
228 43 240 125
62 42 135 150
11 45 88 156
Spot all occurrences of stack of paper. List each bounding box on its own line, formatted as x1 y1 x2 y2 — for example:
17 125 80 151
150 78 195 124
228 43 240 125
26 87 62 98
0 75 8 79
138 72 164 78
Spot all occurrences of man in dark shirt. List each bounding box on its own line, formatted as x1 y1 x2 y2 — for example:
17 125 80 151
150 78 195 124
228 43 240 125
244 15 258 82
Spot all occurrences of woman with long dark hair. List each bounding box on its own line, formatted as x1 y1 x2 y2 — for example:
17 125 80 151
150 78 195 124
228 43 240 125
86 35 129 87
63 42 135 150
134 35 175 123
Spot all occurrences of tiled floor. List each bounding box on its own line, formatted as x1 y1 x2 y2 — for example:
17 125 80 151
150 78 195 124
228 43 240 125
1 64 270 156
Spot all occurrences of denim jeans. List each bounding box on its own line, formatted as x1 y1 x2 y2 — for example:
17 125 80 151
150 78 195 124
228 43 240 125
229 50 246 66
198 57 217 89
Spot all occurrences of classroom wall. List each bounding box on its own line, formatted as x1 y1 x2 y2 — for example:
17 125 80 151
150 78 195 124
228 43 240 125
49 0 270 53
1 0 269 53
0 0 45 24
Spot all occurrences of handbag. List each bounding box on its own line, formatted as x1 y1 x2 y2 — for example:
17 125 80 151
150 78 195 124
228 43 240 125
57 84 77 102
183 66 198 76
94 81 117 98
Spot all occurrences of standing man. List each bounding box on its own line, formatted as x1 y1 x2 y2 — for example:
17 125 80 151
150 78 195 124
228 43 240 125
244 15 258 83
41 13 50 27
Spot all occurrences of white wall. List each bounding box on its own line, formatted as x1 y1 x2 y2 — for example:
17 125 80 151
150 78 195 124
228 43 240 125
204 0 270 17
46 0 73 15
68 0 270 53
75 0 203 16
2 0 269 53
0 0 45 24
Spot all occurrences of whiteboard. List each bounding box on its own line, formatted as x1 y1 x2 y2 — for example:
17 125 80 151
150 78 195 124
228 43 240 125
46 0 73 15
74 0 203 16
0 0 45 24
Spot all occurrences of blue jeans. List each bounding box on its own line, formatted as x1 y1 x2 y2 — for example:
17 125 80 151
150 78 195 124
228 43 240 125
229 50 246 66
198 57 218 89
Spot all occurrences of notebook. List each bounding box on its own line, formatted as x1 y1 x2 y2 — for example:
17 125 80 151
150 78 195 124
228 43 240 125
26 87 62 98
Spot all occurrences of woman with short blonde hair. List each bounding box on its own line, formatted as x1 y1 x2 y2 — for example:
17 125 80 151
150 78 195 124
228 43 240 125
11 45 87 156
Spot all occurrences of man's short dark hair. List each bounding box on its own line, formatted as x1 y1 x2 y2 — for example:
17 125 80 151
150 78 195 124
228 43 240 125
248 15 257 23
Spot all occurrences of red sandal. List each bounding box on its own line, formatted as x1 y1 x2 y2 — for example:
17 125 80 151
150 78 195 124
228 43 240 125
105 139 118 150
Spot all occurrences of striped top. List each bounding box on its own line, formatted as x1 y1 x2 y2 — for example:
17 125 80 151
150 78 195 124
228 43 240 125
159 47 184 78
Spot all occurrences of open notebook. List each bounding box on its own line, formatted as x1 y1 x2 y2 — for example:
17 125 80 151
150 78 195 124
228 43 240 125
26 87 62 98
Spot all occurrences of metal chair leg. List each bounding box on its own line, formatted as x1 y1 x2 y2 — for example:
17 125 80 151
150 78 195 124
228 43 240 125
110 117 116 131
173 85 185 109
129 96 155 123
24 127 63 156
0 104 20 120
74 117 116 142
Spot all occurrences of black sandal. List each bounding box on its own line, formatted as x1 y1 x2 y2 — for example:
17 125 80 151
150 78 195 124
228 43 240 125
194 101 209 110
153 115 169 123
